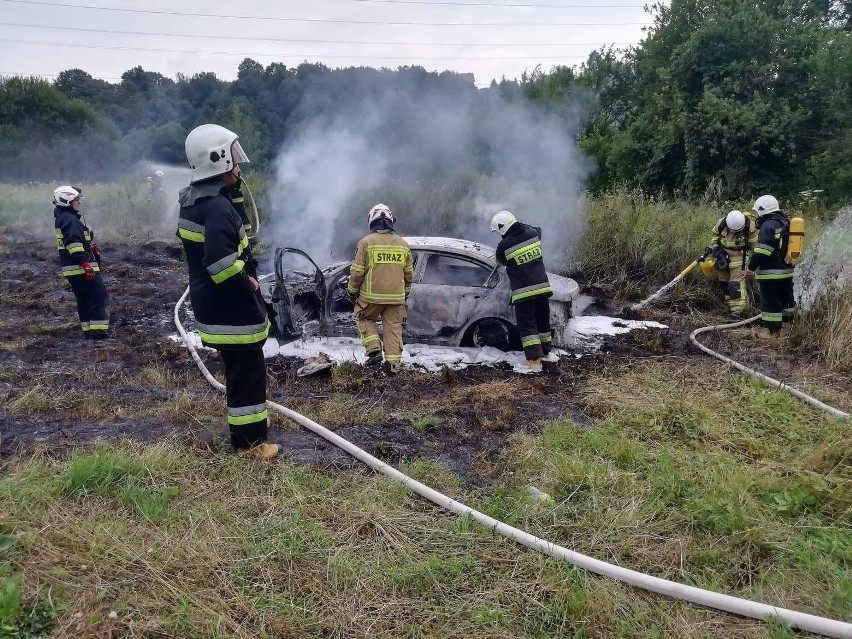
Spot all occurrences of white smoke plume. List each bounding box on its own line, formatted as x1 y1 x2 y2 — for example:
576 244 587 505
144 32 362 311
268 70 593 271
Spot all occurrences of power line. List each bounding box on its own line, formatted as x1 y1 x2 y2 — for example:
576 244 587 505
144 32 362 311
0 21 631 46
352 0 645 6
0 36 598 60
1 70 122 80
0 0 650 27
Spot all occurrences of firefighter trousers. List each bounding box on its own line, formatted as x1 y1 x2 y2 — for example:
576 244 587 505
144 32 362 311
67 273 110 338
514 297 551 360
716 263 747 315
355 301 406 365
219 348 268 449
757 276 796 333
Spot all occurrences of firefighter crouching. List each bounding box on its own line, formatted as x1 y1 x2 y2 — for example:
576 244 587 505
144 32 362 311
704 209 757 317
347 204 413 375
744 195 796 338
53 185 110 339
177 124 278 460
491 210 553 373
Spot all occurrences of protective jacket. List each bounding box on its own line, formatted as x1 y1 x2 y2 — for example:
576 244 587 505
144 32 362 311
495 223 553 304
710 216 758 270
747 212 794 281
227 186 258 278
177 178 269 350
54 206 101 277
347 231 413 304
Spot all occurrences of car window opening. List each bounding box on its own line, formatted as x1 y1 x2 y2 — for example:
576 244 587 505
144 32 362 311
421 254 491 287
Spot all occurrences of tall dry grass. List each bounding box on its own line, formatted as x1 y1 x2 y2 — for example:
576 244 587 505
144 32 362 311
791 287 852 372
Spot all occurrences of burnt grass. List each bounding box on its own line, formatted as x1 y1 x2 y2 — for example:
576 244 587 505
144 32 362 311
4 230 843 482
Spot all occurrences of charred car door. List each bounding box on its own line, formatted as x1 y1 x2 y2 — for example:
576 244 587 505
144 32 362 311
405 251 499 344
272 247 327 342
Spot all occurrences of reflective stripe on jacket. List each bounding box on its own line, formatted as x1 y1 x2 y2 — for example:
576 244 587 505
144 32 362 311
495 223 553 305
347 231 413 305
747 213 794 280
54 206 97 276
710 216 757 270
177 178 269 350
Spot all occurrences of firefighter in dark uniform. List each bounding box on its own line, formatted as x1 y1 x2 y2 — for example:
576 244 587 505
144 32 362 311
53 185 110 339
177 124 278 460
745 195 796 338
226 172 259 279
491 210 553 372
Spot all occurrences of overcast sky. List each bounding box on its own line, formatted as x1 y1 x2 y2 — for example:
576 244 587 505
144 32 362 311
0 0 655 86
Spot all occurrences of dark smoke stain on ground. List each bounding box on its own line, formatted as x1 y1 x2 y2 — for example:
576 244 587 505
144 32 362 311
3 231 845 482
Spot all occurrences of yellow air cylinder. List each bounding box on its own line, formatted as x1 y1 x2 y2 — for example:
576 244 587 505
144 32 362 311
786 217 805 264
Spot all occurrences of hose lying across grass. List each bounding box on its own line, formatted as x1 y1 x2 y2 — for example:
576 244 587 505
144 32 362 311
690 315 850 419
173 287 852 638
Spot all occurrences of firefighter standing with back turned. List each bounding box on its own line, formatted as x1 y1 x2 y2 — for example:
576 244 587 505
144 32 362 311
745 195 797 338
491 210 553 372
347 204 413 376
705 209 758 317
177 124 278 460
53 185 110 339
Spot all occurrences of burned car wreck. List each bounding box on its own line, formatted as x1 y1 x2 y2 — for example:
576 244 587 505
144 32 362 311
265 237 579 352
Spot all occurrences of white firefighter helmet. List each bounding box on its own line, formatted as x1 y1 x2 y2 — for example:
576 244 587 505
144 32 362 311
154 169 165 177
53 185 81 207
725 210 747 232
490 210 517 236
184 124 250 184
368 203 395 225
752 195 780 218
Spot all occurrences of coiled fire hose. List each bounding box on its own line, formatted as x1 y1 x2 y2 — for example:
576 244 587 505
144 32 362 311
172 299 851 637
171 190 850 637
690 315 849 419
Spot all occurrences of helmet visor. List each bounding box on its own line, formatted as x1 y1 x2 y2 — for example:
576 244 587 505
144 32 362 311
231 140 250 165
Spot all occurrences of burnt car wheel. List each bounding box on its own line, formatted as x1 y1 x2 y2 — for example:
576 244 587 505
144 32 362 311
469 318 518 352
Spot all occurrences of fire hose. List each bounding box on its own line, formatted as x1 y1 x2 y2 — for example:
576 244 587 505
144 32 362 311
172 192 850 636
173 305 851 638
690 315 849 419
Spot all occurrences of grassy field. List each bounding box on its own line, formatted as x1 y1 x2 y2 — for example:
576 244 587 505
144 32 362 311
0 173 269 242
1 182 850 637
1 357 849 638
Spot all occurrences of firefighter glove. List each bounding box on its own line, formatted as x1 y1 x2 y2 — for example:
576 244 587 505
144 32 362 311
81 261 96 282
90 242 102 264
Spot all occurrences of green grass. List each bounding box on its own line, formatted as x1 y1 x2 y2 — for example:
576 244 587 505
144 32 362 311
0 354 849 638
411 414 439 434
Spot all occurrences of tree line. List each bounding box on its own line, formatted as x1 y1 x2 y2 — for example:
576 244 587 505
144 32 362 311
1 0 849 203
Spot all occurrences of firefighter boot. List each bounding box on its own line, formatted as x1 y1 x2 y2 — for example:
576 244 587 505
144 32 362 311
383 361 401 376
525 358 543 372
237 443 280 460
754 327 780 340
364 350 383 368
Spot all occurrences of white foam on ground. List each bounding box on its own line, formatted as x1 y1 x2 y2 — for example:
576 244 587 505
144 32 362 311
566 316 668 348
172 315 666 373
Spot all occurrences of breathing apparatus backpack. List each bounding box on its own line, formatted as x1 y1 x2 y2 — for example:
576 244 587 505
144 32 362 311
785 216 805 264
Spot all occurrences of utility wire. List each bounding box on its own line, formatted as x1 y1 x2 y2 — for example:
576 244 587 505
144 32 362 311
352 0 646 6
0 0 650 27
0 21 631 46
0 37 599 60
1 70 123 80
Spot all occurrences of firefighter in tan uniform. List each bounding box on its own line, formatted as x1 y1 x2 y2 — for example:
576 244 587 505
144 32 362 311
347 204 413 375
706 209 758 316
